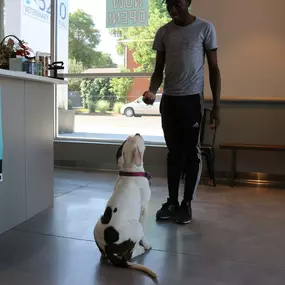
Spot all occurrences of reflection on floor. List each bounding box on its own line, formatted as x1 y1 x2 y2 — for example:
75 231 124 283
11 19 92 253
1 169 285 285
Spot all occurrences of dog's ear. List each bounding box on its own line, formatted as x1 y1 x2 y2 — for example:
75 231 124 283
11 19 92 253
133 147 142 167
116 140 126 167
118 152 124 168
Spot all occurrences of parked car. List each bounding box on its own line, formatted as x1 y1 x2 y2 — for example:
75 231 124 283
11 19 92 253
120 93 162 117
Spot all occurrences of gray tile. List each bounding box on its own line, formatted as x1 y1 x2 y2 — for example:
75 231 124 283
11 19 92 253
2 169 285 284
18 175 285 266
54 187 74 197
1 230 285 285
54 168 117 184
53 169 116 197
16 186 111 240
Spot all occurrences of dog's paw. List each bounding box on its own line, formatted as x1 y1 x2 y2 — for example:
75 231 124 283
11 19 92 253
131 245 146 259
141 240 152 251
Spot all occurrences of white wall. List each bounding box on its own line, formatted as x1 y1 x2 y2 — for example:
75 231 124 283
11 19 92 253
194 0 285 100
5 0 69 108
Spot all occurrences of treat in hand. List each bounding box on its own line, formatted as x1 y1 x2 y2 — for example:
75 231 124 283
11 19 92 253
143 91 156 105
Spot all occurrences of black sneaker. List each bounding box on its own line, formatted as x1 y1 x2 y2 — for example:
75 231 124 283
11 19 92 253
175 200 192 224
156 198 179 220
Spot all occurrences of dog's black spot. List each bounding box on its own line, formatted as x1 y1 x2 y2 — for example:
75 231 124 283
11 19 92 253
104 226 119 245
113 208 117 213
116 140 127 164
101 206 112 225
105 239 136 265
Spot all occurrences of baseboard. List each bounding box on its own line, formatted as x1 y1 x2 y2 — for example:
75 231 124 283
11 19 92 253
200 171 285 188
54 161 285 188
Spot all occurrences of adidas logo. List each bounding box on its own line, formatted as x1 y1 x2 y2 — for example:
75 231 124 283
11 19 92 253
192 122 200 128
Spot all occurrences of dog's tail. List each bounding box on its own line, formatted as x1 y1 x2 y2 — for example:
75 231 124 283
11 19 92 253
106 252 157 279
127 261 157 279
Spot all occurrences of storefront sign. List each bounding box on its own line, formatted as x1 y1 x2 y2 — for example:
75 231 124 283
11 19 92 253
23 0 68 30
106 0 149 28
0 89 3 182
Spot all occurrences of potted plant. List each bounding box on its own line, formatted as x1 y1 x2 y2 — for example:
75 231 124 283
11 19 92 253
0 35 34 70
58 100 76 134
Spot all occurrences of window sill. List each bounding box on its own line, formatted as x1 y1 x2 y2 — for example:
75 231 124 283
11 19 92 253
54 138 167 148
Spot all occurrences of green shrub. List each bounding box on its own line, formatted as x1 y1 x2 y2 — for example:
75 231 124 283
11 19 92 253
96 100 110 113
68 58 84 92
88 101 96 113
68 99 73 110
113 102 124 114
110 77 133 103
80 78 116 108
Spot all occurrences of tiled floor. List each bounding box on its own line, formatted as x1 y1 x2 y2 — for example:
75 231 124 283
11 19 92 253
1 169 285 285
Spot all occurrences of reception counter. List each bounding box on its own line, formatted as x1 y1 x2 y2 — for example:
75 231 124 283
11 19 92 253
0 69 66 235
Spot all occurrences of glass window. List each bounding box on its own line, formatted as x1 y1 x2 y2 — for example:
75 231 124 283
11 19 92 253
0 0 4 40
156 94 162 103
55 0 169 144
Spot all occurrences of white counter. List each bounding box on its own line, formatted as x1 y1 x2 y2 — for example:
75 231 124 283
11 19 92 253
0 68 67 84
0 70 66 235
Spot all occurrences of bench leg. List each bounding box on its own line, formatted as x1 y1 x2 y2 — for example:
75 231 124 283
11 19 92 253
212 149 217 187
205 150 216 187
231 150 236 187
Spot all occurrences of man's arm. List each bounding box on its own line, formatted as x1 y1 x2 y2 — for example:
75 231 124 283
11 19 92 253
149 51 165 94
206 49 221 107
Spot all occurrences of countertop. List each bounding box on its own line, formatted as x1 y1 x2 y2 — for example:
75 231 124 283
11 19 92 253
0 69 67 84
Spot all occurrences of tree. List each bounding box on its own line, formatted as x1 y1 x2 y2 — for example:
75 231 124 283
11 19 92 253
68 58 84 91
95 52 117 68
110 0 170 72
110 77 133 103
110 69 134 103
80 80 94 108
80 78 116 108
69 9 116 68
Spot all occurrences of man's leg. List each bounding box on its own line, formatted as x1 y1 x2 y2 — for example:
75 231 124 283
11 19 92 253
167 148 184 203
156 95 182 220
175 94 203 224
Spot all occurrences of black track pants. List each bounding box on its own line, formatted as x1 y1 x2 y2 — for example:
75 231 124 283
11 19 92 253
160 94 203 203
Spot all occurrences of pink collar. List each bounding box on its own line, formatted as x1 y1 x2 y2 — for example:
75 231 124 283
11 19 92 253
119 171 152 181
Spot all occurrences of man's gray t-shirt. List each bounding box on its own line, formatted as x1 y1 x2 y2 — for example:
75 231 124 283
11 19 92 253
153 17 217 96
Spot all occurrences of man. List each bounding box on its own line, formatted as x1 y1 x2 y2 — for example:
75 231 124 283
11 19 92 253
143 0 221 224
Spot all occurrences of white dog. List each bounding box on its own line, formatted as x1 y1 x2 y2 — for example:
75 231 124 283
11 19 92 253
93 134 156 279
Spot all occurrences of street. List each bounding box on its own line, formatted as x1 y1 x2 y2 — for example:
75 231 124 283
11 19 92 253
58 114 165 143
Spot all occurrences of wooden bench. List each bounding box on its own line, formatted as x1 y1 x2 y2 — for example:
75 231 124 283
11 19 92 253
220 143 285 187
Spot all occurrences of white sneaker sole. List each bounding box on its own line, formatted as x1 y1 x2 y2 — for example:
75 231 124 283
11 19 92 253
156 216 171 220
176 219 192 224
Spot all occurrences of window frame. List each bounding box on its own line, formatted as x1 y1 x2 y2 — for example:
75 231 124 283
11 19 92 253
51 2 165 146
0 0 4 40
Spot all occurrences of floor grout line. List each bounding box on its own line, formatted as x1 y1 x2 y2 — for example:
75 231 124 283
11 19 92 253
11 228 285 270
13 228 95 243
54 183 91 198
150 248 285 269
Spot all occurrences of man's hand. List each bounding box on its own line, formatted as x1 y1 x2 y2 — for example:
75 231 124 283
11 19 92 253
143 91 156 105
210 105 220 130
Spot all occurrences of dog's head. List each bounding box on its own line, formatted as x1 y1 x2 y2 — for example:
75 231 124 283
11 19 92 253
116 134 145 170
